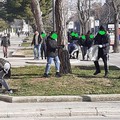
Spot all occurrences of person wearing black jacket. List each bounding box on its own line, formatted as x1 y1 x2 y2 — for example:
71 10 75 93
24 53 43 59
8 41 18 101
93 25 110 77
1 34 10 58
31 30 43 60
41 37 47 59
43 32 61 77
86 31 94 60
78 34 88 60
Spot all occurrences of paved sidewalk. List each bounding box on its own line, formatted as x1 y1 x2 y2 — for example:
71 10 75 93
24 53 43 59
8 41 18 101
5 53 120 68
0 34 26 59
0 101 120 118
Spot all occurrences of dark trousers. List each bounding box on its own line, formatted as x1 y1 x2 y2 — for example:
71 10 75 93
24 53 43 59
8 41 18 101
0 70 11 91
0 69 11 88
0 83 2 88
94 53 108 73
41 44 46 59
81 46 88 60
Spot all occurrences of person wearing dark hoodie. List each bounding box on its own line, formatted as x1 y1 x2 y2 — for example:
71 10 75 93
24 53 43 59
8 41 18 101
78 34 88 60
93 25 110 77
85 31 94 60
43 31 62 77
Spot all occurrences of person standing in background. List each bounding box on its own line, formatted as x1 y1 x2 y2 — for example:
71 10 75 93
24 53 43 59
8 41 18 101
31 30 43 60
41 32 47 60
1 34 10 58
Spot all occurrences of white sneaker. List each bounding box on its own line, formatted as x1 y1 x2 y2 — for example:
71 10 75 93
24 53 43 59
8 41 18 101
8 89 13 94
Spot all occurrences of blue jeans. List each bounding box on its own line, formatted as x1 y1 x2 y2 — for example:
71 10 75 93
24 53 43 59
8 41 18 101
34 44 41 59
45 56 60 74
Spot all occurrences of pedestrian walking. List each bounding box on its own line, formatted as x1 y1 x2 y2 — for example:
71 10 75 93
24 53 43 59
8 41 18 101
43 31 63 77
17 29 21 37
93 25 110 77
31 30 43 60
1 34 10 58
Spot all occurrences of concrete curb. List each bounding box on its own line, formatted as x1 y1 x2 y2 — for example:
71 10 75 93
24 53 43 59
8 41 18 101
0 95 82 103
82 94 120 102
0 95 12 103
11 51 25 57
1 94 120 103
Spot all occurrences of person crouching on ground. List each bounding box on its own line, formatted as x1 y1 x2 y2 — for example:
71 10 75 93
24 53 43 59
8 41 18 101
0 58 13 94
43 31 61 77
93 25 110 77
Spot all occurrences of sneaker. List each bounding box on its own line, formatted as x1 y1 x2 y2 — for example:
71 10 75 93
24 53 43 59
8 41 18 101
0 88 3 93
37 57 40 60
43 73 49 77
93 71 101 75
0 84 2 88
8 89 13 94
104 72 109 78
55 72 61 77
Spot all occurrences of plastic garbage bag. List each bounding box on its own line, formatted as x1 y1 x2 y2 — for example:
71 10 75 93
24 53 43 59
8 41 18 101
88 45 98 61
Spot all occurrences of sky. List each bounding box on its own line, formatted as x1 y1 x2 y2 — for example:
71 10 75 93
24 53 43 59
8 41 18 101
101 0 106 5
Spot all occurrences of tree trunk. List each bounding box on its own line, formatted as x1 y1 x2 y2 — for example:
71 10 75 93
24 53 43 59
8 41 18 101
111 0 120 53
81 22 87 34
83 22 87 34
55 0 72 74
31 0 45 33
114 13 119 53
77 0 90 35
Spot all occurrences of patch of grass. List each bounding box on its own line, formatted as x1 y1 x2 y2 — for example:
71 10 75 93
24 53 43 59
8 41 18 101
7 66 120 96
21 35 33 47
21 42 31 47
23 49 33 56
16 49 33 56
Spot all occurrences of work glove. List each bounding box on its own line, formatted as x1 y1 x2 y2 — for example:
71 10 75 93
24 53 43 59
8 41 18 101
99 45 103 48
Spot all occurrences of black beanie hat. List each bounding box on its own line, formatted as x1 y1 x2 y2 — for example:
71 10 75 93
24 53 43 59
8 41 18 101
99 25 105 30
